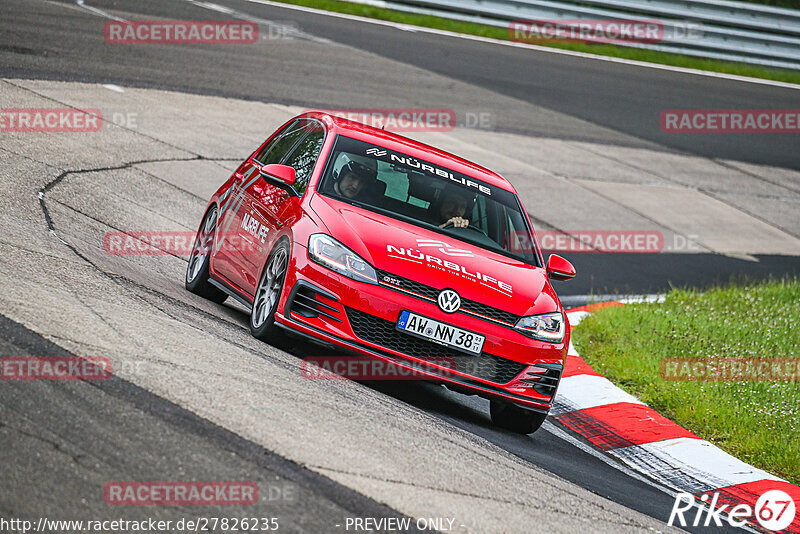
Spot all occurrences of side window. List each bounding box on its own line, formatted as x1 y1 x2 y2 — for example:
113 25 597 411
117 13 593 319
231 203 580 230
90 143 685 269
282 123 325 194
504 208 535 258
471 195 488 231
254 119 307 165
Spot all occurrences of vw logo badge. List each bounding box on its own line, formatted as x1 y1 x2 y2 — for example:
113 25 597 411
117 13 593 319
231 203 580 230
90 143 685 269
437 289 461 314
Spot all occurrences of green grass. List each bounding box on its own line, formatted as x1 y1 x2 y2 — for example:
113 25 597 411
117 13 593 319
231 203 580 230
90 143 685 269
272 0 800 85
572 279 800 485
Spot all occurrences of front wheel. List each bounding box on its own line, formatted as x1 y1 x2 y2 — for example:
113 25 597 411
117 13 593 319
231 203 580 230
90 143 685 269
250 240 290 340
490 400 547 434
185 206 227 304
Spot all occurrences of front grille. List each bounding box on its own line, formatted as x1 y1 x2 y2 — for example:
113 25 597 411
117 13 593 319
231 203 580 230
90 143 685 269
287 282 342 322
519 362 562 398
376 270 521 326
461 298 519 325
377 270 439 299
346 307 526 384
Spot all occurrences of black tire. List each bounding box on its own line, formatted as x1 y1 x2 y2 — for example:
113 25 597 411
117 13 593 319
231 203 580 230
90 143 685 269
249 239 290 340
185 206 227 304
490 400 548 434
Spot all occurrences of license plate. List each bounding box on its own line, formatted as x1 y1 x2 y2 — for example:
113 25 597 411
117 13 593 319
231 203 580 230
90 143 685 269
396 311 485 356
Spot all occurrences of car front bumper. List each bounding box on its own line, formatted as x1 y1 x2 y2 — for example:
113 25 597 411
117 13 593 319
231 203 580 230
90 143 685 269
275 249 567 412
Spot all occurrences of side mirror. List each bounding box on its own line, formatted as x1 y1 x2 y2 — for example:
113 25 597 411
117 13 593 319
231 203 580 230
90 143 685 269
546 254 576 281
260 163 296 186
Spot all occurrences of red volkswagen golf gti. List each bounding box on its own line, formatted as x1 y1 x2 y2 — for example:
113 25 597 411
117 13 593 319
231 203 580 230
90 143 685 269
186 112 576 433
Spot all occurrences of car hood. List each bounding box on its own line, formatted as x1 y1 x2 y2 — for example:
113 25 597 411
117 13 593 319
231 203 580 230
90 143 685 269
309 194 561 317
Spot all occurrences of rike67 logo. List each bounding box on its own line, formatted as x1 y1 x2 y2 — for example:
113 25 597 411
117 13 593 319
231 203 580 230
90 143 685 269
669 489 796 531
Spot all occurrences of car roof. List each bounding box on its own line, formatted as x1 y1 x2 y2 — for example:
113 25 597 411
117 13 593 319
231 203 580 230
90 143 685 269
302 111 517 193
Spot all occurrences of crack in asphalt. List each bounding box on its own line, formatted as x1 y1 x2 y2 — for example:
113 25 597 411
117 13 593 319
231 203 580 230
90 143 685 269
0 418 97 470
32 156 321 376
35 165 351 397
45 196 193 259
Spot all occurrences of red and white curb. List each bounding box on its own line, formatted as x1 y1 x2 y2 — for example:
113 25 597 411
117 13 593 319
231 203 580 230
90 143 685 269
553 301 800 533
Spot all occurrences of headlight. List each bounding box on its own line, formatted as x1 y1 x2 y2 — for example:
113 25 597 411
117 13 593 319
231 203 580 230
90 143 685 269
308 234 377 284
514 312 565 343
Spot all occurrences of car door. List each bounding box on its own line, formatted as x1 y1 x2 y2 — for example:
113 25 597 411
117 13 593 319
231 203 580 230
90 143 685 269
211 120 306 293
236 118 326 295
210 158 263 294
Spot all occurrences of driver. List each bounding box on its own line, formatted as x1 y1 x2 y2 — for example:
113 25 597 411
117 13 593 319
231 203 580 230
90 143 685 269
437 187 472 228
334 160 377 200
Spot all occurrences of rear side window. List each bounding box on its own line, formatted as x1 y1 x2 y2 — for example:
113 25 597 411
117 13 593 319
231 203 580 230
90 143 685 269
254 118 315 165
282 124 325 194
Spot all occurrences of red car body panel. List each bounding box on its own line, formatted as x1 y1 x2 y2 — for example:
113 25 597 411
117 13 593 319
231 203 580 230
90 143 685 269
200 112 572 413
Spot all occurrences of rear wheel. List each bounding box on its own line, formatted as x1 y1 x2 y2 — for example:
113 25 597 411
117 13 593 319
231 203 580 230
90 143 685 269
185 206 227 304
250 240 289 340
490 400 547 434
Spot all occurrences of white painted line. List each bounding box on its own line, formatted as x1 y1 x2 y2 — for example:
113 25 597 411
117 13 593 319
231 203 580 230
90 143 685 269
243 0 800 90
552 373 645 413
612 437 785 490
102 84 125 93
184 0 332 44
75 0 126 22
192 0 236 14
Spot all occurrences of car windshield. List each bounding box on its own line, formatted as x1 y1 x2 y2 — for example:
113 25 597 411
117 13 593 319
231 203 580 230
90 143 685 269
317 135 540 266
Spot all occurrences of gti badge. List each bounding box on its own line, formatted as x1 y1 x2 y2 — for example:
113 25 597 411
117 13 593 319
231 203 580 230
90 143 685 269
437 289 461 313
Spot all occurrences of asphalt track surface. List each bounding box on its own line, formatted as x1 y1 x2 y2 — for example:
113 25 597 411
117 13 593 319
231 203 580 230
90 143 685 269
0 314 423 533
1 0 798 532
